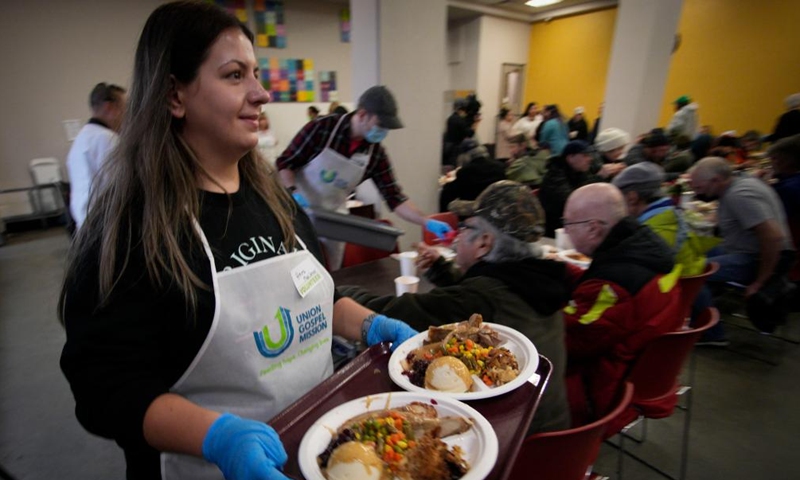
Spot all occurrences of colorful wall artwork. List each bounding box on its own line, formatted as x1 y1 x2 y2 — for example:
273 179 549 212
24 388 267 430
319 71 338 102
212 0 247 22
340 8 350 43
255 0 287 48
259 58 315 102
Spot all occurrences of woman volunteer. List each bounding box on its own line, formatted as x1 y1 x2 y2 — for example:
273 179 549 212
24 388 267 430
59 3 416 480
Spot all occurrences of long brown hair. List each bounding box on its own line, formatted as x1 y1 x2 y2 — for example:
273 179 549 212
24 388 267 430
59 1 296 321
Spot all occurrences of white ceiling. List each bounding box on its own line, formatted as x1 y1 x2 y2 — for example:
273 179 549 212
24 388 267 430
448 0 618 23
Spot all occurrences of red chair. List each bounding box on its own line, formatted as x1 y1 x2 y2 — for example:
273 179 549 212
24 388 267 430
341 219 399 268
422 212 458 245
677 262 719 322
509 382 634 480
609 307 720 480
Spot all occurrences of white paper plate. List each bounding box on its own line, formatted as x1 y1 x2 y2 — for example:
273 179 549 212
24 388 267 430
388 323 538 400
557 249 592 268
298 392 498 480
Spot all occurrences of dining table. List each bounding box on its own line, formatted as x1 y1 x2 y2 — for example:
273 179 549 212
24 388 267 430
267 255 554 480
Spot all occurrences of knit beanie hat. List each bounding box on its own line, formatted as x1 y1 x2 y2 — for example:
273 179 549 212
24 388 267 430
594 128 630 152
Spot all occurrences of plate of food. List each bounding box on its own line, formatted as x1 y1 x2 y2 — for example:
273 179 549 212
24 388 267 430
388 314 538 400
557 249 592 268
298 391 498 480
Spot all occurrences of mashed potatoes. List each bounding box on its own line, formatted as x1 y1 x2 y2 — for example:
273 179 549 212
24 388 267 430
424 357 473 393
326 441 385 480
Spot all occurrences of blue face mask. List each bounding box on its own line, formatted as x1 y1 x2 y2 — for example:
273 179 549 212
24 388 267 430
365 125 388 144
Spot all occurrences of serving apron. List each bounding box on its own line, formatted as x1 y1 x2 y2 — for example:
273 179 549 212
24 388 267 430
161 229 335 480
295 114 374 269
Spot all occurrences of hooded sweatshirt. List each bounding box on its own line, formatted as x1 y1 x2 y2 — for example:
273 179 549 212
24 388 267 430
343 256 572 434
564 217 683 416
667 103 699 140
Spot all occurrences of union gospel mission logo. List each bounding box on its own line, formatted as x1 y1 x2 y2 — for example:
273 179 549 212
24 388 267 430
253 304 327 358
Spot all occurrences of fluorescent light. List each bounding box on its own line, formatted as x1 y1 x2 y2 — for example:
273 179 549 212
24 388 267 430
525 0 563 7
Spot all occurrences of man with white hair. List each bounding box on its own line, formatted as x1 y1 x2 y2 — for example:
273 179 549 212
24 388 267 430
689 157 795 332
342 180 570 434
562 183 682 416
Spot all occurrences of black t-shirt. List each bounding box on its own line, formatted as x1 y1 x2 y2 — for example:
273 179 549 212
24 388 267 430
61 182 329 479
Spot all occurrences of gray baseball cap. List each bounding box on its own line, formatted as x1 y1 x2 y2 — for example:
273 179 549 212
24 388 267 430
357 86 403 129
612 162 665 191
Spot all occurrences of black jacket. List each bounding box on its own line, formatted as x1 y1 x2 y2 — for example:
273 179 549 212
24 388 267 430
341 257 572 434
439 156 506 211
539 156 601 236
770 109 800 142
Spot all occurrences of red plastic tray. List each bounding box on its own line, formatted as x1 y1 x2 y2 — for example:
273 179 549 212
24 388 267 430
269 343 552 479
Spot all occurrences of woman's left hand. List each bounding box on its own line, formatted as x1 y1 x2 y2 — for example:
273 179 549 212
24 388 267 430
366 315 418 351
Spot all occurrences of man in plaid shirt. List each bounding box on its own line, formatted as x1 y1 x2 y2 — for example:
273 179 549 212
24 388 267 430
276 86 452 268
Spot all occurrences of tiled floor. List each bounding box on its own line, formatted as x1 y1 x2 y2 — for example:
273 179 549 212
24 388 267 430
1 228 798 479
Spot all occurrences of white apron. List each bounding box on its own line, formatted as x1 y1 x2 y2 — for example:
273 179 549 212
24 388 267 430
295 115 374 270
161 230 335 480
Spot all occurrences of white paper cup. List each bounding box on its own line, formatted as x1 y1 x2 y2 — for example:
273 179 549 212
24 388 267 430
555 228 574 251
395 276 420 296
397 251 418 277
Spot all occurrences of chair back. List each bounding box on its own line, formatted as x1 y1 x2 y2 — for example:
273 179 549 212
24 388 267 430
29 157 62 184
422 212 458 245
677 262 719 320
342 219 399 268
627 307 719 402
604 308 719 436
509 382 634 480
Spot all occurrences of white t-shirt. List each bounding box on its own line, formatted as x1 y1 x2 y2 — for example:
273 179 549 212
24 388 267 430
66 122 118 229
513 114 543 140
257 130 278 166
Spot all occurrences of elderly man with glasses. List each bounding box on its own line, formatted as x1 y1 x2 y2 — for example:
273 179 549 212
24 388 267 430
561 183 683 418
341 180 571 435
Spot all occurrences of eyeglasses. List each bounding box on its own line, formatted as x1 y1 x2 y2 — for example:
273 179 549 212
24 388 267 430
561 218 607 228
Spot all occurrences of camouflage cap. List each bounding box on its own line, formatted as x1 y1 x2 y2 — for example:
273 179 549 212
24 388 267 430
448 180 545 242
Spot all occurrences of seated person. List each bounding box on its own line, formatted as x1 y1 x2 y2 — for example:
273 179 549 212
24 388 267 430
689 157 795 333
505 133 549 187
438 140 506 212
341 180 570 434
562 183 683 416
612 162 719 277
769 134 800 281
590 127 629 178
539 140 605 236
663 134 695 173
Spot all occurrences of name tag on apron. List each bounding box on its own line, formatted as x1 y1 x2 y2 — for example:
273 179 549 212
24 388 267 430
291 258 324 298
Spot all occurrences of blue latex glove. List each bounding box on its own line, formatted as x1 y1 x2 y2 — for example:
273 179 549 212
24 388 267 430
425 219 453 240
292 191 309 208
202 413 289 480
367 315 418 351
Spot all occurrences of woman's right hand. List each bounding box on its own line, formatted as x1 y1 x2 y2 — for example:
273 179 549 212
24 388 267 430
203 413 289 480
415 243 442 271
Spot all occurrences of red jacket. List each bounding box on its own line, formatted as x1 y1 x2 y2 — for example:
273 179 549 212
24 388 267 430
565 218 683 418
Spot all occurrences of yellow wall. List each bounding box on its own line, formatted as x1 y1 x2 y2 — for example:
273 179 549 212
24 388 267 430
524 8 617 124
659 0 800 135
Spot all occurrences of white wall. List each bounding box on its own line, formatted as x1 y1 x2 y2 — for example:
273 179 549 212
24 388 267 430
0 0 164 215
475 15 531 144
261 0 353 149
0 0 351 216
447 18 481 93
379 0 448 249
603 0 683 137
